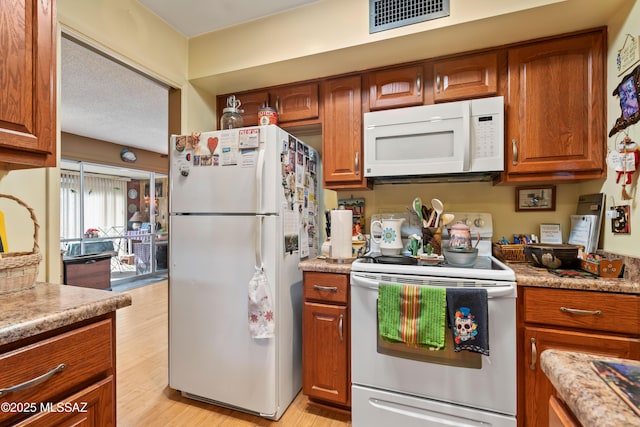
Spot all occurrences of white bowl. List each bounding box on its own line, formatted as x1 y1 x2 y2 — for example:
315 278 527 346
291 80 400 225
443 247 478 267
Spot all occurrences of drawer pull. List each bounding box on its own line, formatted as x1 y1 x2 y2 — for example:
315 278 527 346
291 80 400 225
560 307 602 316
0 363 66 397
313 285 338 292
529 338 537 370
339 314 344 342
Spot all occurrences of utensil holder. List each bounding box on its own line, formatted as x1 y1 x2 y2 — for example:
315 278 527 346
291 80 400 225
422 226 442 255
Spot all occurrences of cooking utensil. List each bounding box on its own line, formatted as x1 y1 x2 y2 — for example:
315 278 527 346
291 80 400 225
441 213 455 226
443 247 478 267
412 197 424 225
421 205 430 228
431 198 443 227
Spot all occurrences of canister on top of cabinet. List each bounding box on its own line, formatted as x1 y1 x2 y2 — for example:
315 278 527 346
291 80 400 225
258 105 278 126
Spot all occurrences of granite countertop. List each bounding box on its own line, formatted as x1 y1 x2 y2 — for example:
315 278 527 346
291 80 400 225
0 282 132 347
541 349 640 427
509 263 640 294
298 257 353 274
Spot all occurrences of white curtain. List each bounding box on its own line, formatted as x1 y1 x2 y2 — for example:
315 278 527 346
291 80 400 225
60 171 128 239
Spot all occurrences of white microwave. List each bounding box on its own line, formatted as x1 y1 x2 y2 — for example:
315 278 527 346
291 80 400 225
363 96 504 180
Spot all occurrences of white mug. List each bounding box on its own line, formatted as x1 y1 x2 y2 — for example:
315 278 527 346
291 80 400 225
371 218 405 255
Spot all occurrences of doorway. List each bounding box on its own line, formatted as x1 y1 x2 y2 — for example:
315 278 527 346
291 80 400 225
60 160 168 288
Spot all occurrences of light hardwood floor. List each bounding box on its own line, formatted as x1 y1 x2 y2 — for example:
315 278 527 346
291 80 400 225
116 280 352 426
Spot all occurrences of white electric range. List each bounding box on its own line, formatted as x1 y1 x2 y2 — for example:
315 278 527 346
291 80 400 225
350 213 517 427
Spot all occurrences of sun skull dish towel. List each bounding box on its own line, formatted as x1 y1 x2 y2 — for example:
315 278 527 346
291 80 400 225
378 284 446 349
248 267 275 339
446 288 489 355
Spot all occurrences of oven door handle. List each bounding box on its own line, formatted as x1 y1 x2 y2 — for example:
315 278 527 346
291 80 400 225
351 275 516 298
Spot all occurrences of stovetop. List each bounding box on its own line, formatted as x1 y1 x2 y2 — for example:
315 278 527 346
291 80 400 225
353 211 516 282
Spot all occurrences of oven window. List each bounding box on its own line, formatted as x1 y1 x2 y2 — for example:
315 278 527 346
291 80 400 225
376 310 482 369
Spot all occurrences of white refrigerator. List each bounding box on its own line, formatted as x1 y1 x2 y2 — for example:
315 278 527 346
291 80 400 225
168 125 320 420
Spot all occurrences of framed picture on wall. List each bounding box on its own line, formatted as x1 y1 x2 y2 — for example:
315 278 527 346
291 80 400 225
516 185 556 211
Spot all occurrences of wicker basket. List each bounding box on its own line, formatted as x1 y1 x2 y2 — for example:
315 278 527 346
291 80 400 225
0 194 42 294
492 243 526 263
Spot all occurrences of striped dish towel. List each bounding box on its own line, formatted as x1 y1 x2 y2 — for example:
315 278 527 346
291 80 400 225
378 284 446 349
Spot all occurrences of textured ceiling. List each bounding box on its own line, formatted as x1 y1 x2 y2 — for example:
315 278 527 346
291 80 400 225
60 36 170 155
137 0 319 37
60 1 319 156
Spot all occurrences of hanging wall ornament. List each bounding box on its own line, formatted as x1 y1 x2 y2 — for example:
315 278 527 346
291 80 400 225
608 134 639 200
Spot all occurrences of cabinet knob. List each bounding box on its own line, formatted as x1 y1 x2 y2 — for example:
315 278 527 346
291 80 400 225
512 139 519 166
355 152 360 176
338 314 344 342
436 73 441 93
0 363 66 397
416 72 422 96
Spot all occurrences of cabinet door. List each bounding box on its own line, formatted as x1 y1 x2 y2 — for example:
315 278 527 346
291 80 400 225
16 376 114 426
322 75 367 189
368 65 423 110
272 83 319 122
303 302 349 406
433 52 498 102
0 0 56 169
505 31 605 182
218 90 270 128
522 326 640 427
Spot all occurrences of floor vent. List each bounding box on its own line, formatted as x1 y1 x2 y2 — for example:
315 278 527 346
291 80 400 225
369 0 450 33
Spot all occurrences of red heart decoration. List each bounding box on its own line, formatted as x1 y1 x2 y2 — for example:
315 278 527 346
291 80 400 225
208 137 219 154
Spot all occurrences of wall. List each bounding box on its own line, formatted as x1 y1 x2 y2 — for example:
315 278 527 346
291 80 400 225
600 1 640 257
189 0 626 95
0 0 192 284
191 0 638 258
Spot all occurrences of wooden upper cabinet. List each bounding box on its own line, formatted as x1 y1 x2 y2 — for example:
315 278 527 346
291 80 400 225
0 0 57 169
220 90 269 127
368 64 424 110
504 30 606 183
218 83 319 128
271 83 319 122
432 52 498 102
321 75 367 189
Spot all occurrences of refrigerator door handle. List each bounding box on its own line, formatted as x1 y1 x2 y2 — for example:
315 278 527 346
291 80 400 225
256 144 265 214
255 145 265 268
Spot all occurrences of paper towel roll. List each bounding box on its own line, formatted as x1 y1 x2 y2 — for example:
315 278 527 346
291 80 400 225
331 209 353 259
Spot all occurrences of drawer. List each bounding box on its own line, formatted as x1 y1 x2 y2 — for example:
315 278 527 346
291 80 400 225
0 319 113 423
523 287 640 335
304 272 348 304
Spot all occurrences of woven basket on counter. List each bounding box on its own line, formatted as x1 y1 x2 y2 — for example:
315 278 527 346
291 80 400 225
0 194 42 294
492 243 527 263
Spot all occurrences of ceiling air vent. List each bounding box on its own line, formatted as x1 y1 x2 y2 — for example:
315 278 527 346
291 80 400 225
369 0 450 33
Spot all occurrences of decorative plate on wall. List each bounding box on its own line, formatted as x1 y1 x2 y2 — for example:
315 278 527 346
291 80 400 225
128 203 137 214
128 188 138 199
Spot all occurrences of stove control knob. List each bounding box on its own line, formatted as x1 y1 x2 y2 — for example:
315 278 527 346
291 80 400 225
474 218 485 228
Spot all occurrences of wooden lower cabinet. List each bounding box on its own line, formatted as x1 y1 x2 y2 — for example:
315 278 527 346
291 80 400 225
0 315 116 426
16 377 114 426
548 395 581 427
518 287 640 427
302 271 350 408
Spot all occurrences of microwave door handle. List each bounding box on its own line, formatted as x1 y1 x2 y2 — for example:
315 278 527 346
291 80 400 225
462 103 471 171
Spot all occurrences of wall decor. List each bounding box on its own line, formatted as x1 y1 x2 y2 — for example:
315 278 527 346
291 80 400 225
617 34 640 76
609 64 640 137
516 185 556 211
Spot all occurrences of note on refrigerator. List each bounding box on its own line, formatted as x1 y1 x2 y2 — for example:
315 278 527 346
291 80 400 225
568 215 597 254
